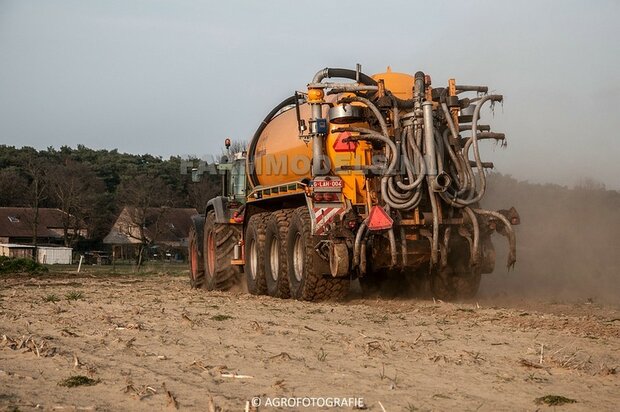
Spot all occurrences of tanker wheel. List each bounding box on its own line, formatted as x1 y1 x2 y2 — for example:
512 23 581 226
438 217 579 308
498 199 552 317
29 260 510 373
430 266 481 301
188 225 205 289
360 269 424 298
286 207 349 301
359 237 415 298
203 210 242 291
264 209 294 298
244 212 269 295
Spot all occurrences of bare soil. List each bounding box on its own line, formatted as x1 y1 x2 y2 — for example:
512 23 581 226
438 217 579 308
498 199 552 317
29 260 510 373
1 273 618 411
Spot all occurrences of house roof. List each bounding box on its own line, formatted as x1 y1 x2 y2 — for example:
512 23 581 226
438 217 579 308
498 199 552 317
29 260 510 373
103 207 198 245
0 207 78 239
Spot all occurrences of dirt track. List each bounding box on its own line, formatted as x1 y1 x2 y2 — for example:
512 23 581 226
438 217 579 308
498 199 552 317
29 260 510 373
1 273 618 411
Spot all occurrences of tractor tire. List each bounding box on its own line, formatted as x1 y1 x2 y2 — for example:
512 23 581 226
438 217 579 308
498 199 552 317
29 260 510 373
264 209 294 298
286 207 349 301
244 212 269 295
188 225 205 289
203 210 241 291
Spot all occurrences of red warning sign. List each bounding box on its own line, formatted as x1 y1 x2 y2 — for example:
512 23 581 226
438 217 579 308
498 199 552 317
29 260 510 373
332 132 358 152
367 205 393 231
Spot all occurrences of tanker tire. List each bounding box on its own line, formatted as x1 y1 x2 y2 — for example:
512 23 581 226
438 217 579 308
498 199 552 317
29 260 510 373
188 225 205 289
360 269 425 298
203 210 242 291
430 236 483 300
264 209 294 298
287 207 349 301
244 212 269 295
430 266 481 301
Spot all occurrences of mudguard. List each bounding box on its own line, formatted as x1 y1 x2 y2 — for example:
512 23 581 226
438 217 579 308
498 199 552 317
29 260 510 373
206 196 232 224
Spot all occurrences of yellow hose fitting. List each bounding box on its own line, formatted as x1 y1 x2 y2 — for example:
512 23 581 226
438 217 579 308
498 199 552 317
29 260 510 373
307 88 324 103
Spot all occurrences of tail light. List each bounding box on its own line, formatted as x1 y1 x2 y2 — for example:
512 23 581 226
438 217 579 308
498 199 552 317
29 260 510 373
314 192 339 202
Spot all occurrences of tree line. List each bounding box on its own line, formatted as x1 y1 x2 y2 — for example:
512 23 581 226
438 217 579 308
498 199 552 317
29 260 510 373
0 145 221 247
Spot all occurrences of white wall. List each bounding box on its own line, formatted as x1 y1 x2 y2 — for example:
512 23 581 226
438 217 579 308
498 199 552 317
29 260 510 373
37 247 72 264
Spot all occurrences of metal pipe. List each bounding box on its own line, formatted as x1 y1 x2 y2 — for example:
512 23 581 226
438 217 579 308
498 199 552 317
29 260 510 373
431 171 452 192
456 85 488 93
319 84 379 93
422 101 437 177
460 124 490 132
311 103 325 177
426 181 440 266
413 71 425 103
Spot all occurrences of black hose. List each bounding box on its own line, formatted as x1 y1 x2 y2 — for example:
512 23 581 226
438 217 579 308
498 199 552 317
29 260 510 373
246 95 297 188
313 68 378 86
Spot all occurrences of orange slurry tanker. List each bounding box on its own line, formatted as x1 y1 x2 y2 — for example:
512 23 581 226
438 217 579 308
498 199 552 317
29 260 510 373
188 66 519 301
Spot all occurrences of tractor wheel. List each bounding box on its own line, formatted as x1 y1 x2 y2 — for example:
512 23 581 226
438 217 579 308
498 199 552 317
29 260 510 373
188 225 205 288
203 210 241 291
244 212 269 295
264 209 294 298
286 207 349 301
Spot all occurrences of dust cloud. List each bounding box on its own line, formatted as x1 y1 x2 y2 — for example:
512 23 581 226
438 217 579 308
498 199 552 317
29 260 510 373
479 173 620 304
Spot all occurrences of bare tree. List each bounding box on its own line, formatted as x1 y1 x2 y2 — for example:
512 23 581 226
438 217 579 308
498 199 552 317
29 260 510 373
117 174 174 268
187 174 221 212
24 156 49 247
47 162 106 246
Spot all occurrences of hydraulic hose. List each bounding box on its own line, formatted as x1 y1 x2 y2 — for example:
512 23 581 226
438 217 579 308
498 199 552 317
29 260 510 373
463 207 480 266
312 67 378 86
338 95 389 137
333 127 398 174
353 221 368 269
473 208 516 268
438 94 503 207
395 126 426 190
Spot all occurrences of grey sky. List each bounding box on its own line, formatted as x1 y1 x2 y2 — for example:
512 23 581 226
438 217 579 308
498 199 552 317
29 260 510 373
1 0 618 188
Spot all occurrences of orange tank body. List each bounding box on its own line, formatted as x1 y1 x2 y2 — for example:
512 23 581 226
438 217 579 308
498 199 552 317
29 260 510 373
252 103 316 187
250 69 415 205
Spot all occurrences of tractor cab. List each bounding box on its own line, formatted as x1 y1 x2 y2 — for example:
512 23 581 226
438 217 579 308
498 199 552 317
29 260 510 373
191 138 247 205
222 151 247 204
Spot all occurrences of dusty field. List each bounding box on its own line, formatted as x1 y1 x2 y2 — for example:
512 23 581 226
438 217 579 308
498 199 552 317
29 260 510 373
1 273 619 411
